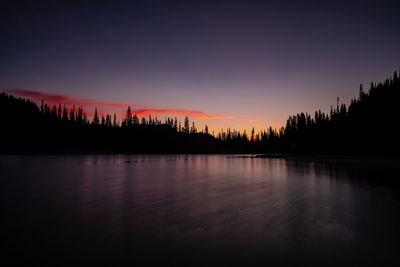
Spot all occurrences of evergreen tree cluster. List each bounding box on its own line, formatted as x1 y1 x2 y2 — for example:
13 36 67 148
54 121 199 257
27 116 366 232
272 70 400 155
1 70 399 155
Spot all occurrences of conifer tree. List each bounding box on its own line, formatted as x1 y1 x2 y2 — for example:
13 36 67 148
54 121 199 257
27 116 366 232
184 116 189 134
126 106 133 126
93 108 99 125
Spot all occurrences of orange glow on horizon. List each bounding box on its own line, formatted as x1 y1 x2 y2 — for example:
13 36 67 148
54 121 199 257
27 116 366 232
132 109 234 120
4 89 284 134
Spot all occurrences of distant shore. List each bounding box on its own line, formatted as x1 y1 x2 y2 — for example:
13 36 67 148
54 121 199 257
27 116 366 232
234 154 400 164
2 151 400 161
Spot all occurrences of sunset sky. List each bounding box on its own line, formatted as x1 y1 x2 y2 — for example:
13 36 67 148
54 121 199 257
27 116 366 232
1 0 400 134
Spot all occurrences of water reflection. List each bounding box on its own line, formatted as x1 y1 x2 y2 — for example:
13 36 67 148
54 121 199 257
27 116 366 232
0 155 399 266
286 157 400 187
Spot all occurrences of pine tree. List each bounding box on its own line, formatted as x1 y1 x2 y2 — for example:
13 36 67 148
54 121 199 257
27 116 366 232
77 107 83 124
58 104 62 119
93 108 99 125
63 105 68 120
126 106 133 126
359 84 365 99
133 114 139 125
40 100 44 113
106 114 111 127
113 113 117 127
184 116 189 134
69 108 75 122
191 122 196 134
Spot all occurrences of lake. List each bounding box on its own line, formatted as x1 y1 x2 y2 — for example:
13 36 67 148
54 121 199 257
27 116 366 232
1 155 399 266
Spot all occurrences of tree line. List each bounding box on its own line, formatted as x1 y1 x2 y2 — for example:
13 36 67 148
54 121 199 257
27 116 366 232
1 70 399 154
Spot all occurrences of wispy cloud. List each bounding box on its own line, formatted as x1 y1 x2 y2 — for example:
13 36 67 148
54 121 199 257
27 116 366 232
6 89 128 108
5 89 233 120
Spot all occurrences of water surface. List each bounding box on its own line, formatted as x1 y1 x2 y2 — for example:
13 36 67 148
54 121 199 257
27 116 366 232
1 155 399 265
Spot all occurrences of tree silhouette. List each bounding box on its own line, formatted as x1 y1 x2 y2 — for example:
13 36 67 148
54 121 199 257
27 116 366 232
126 106 133 127
93 108 99 125
113 113 117 127
1 69 400 154
184 116 189 134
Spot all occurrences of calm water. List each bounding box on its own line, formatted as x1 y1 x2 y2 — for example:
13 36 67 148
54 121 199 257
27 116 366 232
1 155 399 266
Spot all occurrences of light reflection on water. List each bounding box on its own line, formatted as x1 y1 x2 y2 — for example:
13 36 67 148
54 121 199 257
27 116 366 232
0 155 399 265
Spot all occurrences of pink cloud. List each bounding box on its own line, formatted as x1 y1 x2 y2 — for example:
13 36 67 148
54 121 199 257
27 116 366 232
5 89 234 120
7 89 128 108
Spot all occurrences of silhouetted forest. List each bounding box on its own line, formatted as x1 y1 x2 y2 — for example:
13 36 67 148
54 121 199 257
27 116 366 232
1 70 399 155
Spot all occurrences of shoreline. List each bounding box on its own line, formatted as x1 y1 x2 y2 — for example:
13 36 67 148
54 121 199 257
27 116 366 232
1 151 400 161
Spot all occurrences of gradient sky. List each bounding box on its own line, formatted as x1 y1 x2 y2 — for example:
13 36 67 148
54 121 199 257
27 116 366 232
1 0 400 133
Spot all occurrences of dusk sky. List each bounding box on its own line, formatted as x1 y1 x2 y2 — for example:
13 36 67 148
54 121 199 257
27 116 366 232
1 0 399 133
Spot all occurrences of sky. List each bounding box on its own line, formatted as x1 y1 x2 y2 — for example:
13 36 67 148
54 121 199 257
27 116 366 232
1 0 400 134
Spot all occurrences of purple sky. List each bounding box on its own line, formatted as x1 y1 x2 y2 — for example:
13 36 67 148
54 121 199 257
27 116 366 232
1 0 399 133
